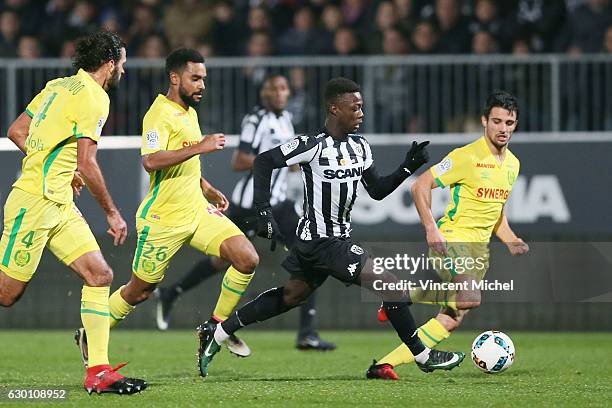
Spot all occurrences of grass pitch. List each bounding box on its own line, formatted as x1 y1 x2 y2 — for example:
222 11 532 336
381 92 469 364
0 330 610 407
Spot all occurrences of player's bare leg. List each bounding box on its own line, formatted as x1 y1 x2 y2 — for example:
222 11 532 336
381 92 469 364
0 271 28 307
70 251 147 394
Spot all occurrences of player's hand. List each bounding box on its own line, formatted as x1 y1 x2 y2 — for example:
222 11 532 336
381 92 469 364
204 187 229 211
507 238 529 256
198 133 225 153
426 224 448 256
106 209 127 246
72 170 85 197
255 205 284 251
402 141 430 174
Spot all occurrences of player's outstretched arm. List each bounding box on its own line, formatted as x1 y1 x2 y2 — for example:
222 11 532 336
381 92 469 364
77 137 126 246
361 141 430 200
411 170 448 255
142 133 225 172
231 150 256 172
7 112 31 154
494 209 529 256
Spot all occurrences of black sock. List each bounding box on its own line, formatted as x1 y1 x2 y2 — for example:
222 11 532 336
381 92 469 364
383 301 426 356
298 293 316 338
222 287 291 335
168 257 218 301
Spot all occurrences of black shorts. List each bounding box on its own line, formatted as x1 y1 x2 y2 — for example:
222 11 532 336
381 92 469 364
227 200 299 248
281 237 370 288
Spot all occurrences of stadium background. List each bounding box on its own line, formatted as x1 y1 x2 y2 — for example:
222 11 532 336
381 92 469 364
1 0 611 332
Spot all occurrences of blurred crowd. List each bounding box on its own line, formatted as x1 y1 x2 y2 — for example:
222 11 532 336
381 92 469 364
1 0 611 59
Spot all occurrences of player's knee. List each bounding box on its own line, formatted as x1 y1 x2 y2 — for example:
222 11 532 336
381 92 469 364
456 299 481 310
233 250 259 274
84 265 113 287
0 293 18 307
282 288 308 307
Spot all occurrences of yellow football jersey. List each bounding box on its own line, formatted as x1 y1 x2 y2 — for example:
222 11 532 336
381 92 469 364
430 136 520 243
14 69 109 204
137 95 207 226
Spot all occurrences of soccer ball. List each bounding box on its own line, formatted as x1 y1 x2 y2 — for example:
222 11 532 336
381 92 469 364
471 330 515 373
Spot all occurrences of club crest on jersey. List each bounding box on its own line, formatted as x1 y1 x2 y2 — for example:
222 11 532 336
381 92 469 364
507 171 516 186
354 144 363 156
145 129 160 149
435 158 452 175
350 245 364 255
280 139 299 155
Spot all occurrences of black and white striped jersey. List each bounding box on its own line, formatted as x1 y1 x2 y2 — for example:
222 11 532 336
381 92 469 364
278 130 374 240
231 107 295 209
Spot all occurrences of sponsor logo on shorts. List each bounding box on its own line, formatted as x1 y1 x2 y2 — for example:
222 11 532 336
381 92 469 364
142 259 156 274
14 250 31 267
207 205 224 218
347 262 359 277
350 245 364 255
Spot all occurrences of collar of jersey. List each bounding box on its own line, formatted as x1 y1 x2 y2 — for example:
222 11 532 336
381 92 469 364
157 94 191 113
77 68 105 93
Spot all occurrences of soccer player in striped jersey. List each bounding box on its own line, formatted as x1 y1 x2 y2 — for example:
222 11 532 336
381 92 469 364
196 77 466 377
155 74 336 351
0 31 146 395
367 91 529 380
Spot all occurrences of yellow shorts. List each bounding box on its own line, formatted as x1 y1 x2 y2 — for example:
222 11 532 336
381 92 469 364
428 242 490 282
132 203 243 283
0 188 99 282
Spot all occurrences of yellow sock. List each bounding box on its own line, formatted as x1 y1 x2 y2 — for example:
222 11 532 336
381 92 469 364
81 286 110 367
212 266 254 321
378 318 451 367
108 285 135 329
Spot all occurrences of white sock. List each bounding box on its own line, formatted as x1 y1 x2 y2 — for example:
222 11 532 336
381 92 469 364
214 324 230 344
414 347 431 364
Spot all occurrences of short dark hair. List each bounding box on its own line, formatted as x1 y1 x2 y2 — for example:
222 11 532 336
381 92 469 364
165 48 205 78
73 30 125 72
324 77 360 108
483 90 519 120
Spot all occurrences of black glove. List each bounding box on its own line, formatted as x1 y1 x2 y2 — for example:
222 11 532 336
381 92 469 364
401 141 430 175
256 205 284 251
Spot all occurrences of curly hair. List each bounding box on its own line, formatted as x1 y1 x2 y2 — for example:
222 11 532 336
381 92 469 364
73 30 125 72
324 77 360 108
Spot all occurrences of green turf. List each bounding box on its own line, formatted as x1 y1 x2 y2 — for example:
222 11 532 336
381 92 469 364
0 330 610 407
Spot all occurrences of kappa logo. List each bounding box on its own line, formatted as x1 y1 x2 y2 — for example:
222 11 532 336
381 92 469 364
347 262 359 276
280 139 299 155
350 245 364 255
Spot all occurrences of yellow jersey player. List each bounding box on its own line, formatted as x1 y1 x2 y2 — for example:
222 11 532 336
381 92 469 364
367 90 530 380
0 31 146 395
75 48 259 372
